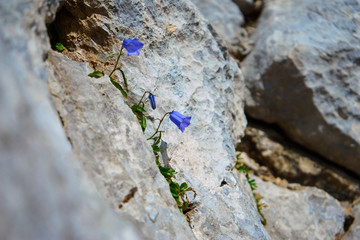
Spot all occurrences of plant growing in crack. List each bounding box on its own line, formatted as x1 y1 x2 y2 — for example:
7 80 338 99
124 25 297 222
148 111 196 212
88 38 196 212
236 153 267 225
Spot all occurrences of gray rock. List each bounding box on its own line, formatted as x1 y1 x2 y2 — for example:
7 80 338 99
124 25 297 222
0 1 144 239
190 0 244 46
242 0 360 175
46 0 269 239
47 52 195 240
255 177 346 240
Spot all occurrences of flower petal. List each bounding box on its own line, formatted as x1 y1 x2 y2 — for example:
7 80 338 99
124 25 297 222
170 111 191 132
123 38 144 56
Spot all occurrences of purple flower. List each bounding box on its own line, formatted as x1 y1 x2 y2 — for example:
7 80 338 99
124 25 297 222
148 93 156 110
170 111 191 132
122 38 144 56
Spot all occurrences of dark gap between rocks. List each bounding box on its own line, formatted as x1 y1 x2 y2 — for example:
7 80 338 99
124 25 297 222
237 116 360 202
46 0 116 69
344 215 355 232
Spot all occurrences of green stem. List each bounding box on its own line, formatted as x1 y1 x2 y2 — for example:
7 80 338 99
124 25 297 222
147 112 172 140
109 46 124 78
138 91 150 106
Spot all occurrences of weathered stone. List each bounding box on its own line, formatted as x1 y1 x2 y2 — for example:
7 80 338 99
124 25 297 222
45 0 269 239
190 0 244 46
237 121 360 202
0 1 144 239
47 52 195 240
190 0 255 60
255 177 346 240
242 0 360 175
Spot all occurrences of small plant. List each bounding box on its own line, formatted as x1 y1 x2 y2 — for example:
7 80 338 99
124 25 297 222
55 42 65 52
148 111 195 212
88 38 195 213
236 153 267 225
151 131 196 212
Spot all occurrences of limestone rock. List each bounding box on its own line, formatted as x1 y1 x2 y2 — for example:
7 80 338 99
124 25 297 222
190 0 244 46
47 52 195 240
242 0 360 175
0 1 144 239
45 0 268 239
190 0 255 60
255 177 346 240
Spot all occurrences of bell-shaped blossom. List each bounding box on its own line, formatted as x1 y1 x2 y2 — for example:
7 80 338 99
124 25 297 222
122 38 144 56
148 93 156 110
170 111 191 132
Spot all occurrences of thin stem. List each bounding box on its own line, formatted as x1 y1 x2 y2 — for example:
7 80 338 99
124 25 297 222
109 46 124 78
147 112 172 140
138 91 150 106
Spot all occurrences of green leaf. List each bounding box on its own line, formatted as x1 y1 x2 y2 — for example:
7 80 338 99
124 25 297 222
55 42 65 52
159 166 176 177
152 145 161 153
140 115 146 132
88 71 105 78
117 68 128 89
180 182 188 190
131 105 146 113
170 181 180 189
110 79 127 98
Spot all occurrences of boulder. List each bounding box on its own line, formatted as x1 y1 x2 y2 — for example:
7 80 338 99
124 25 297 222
46 0 265 239
0 1 144 239
242 0 360 175
255 177 346 240
190 0 244 47
47 52 195 239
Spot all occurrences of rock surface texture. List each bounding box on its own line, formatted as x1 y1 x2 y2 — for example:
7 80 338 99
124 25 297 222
190 0 244 47
46 0 268 239
0 0 271 240
0 1 145 239
255 177 346 240
47 52 195 240
242 0 360 175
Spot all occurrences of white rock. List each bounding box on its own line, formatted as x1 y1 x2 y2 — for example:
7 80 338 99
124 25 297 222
47 52 195 239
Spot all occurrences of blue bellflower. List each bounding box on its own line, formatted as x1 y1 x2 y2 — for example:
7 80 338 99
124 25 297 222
148 93 156 110
170 111 191 132
122 38 144 56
